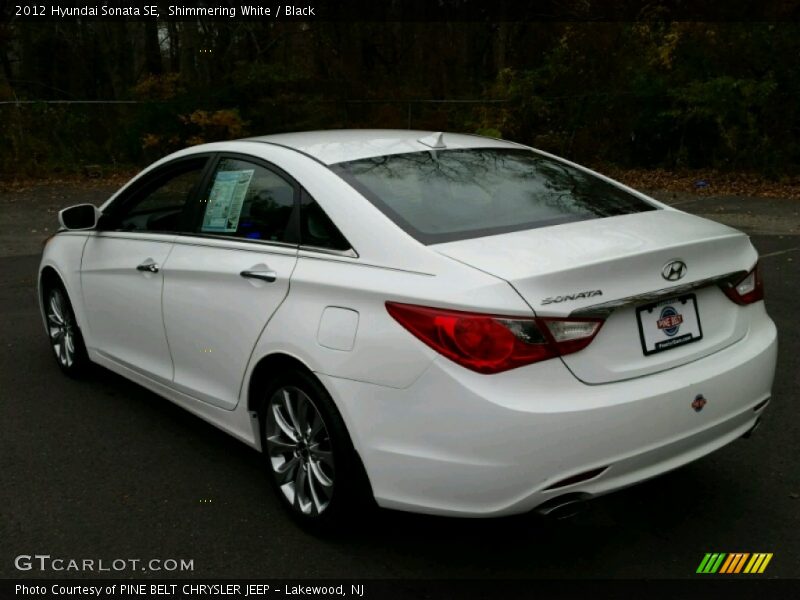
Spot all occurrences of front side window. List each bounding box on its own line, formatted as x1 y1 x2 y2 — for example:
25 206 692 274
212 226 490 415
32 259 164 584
332 148 657 244
110 158 207 233
198 157 296 243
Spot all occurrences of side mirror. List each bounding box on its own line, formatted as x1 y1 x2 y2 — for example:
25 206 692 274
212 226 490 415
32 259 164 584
58 204 101 231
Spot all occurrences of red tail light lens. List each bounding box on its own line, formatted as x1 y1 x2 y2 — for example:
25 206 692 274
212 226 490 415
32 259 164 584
723 263 764 305
386 302 604 374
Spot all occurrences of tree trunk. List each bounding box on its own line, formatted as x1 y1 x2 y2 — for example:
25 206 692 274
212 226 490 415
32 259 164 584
143 21 162 75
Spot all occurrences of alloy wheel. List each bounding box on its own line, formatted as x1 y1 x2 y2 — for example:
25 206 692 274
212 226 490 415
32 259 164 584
265 385 335 516
47 288 76 368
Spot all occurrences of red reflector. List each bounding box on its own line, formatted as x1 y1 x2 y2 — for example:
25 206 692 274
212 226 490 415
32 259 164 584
386 302 604 374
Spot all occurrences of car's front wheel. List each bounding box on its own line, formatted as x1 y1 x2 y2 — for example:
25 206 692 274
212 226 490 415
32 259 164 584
259 368 371 530
44 282 89 376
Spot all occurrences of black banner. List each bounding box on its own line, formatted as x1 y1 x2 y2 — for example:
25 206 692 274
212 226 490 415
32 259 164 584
3 0 800 22
4 579 800 600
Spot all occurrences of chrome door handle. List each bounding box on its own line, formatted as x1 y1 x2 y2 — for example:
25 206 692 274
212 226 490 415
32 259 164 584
240 269 277 283
136 262 160 273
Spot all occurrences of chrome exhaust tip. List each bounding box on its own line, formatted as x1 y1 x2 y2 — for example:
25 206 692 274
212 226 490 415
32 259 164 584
533 493 591 520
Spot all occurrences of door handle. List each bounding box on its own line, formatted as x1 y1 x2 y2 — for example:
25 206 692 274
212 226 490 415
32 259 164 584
240 269 277 283
136 261 160 273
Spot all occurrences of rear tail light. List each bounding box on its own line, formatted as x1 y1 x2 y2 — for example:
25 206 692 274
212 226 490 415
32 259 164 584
386 302 604 374
723 263 764 305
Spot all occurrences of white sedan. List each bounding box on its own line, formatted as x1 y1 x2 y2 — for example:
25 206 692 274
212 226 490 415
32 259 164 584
39 130 777 527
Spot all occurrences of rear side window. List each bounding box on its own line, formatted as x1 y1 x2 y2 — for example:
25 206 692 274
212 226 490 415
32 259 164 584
198 157 295 243
299 189 351 252
332 148 657 244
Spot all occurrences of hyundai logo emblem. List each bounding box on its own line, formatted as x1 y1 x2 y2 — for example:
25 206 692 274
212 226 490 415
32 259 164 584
662 260 687 281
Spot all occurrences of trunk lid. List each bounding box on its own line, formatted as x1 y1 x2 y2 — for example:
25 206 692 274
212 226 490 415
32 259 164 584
433 209 757 383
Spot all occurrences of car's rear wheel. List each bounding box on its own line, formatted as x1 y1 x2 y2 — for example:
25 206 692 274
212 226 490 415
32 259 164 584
45 282 89 376
259 368 371 530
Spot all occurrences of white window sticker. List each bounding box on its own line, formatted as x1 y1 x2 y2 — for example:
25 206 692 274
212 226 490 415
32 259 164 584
201 169 254 233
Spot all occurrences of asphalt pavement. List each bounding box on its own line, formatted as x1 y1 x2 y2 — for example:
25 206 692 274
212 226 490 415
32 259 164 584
1 189 798 579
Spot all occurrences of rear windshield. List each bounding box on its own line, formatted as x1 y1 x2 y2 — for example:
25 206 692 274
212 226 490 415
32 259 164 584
331 148 657 244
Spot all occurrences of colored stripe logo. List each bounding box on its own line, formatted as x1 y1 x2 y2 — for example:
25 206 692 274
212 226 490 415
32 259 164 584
696 553 773 574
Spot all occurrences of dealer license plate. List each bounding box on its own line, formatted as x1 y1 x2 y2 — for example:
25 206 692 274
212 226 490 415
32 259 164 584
636 294 703 356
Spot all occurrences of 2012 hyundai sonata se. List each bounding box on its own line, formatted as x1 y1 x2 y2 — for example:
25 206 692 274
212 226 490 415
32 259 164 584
39 130 777 526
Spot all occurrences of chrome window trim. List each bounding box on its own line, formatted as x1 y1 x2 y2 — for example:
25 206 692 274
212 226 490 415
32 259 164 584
570 271 748 317
298 245 359 259
88 230 300 255
168 233 299 256
86 230 177 244
174 231 299 250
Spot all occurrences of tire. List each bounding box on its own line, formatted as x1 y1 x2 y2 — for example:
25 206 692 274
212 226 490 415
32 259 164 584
259 367 372 531
43 281 90 377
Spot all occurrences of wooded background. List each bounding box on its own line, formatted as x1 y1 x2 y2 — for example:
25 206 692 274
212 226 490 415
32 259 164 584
1 18 798 177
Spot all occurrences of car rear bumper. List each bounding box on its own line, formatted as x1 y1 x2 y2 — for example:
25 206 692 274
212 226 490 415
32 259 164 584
319 304 777 517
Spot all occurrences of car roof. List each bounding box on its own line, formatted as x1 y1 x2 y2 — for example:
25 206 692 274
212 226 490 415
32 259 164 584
246 129 526 165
